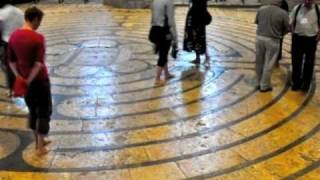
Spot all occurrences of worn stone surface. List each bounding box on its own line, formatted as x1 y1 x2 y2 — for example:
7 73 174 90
0 0 320 179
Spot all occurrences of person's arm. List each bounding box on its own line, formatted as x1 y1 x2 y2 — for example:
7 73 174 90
7 43 21 78
167 1 178 47
26 36 45 84
283 13 290 35
26 62 42 84
254 10 259 24
289 5 298 32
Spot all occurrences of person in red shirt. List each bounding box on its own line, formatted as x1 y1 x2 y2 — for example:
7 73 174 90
8 6 52 156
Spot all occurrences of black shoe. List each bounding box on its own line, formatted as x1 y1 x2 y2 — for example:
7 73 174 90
259 87 273 93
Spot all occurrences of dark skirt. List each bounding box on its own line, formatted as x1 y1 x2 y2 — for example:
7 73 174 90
183 10 207 55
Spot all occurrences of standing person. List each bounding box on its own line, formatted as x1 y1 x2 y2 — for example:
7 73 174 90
0 2 24 97
275 0 289 67
150 0 178 85
290 0 320 92
255 0 290 92
183 0 211 66
8 7 52 155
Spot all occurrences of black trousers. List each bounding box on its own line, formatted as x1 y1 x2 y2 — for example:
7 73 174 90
157 40 171 67
0 42 15 91
25 78 52 135
291 34 317 89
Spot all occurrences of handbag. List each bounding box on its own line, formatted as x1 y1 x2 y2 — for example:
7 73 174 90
13 76 28 97
171 45 178 59
148 26 163 44
149 10 171 44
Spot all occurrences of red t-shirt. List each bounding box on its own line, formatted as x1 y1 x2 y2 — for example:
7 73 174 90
7 29 48 80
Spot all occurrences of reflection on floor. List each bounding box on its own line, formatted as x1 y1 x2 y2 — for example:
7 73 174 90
0 1 320 180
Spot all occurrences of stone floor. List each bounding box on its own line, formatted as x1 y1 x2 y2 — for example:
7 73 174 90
1 1 320 180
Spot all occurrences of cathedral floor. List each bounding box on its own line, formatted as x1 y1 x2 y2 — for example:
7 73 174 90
0 1 320 179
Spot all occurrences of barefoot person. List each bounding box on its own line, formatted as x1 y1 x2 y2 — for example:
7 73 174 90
150 0 178 85
8 7 52 155
183 0 211 66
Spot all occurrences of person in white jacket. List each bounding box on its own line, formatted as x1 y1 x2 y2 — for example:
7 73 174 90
0 2 24 97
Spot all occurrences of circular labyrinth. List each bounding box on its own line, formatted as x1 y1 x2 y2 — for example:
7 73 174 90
0 3 320 180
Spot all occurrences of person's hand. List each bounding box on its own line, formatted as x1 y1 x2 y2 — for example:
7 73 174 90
16 76 27 86
172 41 178 49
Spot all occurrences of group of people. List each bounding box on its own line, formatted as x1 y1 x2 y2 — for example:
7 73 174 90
0 2 51 155
150 0 211 85
255 0 319 92
150 0 319 92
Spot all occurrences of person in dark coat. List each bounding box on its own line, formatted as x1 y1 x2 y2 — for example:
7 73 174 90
183 0 211 66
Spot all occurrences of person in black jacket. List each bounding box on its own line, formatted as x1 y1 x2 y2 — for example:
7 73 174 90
183 0 211 66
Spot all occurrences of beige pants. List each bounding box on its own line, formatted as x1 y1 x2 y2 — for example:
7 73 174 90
255 35 280 90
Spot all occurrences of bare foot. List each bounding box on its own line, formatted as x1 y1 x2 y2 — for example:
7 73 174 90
154 79 166 86
36 147 49 156
165 74 175 80
44 140 52 146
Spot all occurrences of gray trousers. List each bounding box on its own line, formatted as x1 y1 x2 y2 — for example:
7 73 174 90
255 35 280 90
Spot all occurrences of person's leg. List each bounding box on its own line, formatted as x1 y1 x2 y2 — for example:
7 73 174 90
204 46 210 68
255 37 266 89
24 84 38 149
164 64 174 79
301 36 317 91
36 79 52 155
163 40 174 79
7 67 15 97
191 53 201 64
291 34 304 90
259 38 280 91
155 40 170 85
36 134 49 155
1 43 13 97
155 66 164 85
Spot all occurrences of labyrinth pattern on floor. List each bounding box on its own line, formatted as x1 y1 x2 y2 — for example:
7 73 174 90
0 2 320 180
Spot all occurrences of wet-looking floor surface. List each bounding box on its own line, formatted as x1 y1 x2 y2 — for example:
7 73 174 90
0 1 320 179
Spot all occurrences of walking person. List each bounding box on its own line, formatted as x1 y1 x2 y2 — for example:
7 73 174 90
8 7 52 155
255 0 290 92
149 0 178 85
0 2 24 97
290 0 320 92
183 0 211 67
